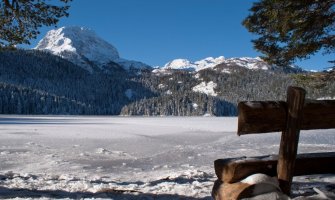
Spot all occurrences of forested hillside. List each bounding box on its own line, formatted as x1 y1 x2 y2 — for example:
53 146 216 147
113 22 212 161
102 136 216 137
120 66 334 116
0 49 334 116
0 50 155 115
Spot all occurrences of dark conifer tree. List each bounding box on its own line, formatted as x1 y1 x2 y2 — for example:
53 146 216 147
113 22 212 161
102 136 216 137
243 0 334 68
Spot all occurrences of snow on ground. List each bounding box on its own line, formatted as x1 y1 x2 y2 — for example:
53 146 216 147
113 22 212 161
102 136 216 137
0 116 334 199
317 97 335 100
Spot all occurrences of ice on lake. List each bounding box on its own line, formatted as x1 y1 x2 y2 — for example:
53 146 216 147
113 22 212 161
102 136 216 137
0 116 334 199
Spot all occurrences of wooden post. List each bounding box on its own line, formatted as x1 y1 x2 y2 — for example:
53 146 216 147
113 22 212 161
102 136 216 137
277 86 306 195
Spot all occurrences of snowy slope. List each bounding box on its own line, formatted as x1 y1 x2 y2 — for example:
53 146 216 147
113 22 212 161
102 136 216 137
35 26 150 72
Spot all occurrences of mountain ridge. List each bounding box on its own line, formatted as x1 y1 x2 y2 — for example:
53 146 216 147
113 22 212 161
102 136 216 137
156 56 304 74
35 26 305 75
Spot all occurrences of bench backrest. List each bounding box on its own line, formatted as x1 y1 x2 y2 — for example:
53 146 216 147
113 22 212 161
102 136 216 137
237 86 335 195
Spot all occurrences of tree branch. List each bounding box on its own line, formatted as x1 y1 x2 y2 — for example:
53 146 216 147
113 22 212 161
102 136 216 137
3 0 12 8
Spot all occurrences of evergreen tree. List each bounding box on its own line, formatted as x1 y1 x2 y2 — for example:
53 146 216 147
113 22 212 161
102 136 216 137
0 0 71 48
243 0 334 68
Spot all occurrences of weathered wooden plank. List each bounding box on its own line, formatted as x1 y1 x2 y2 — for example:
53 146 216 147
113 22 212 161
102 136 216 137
237 101 287 135
238 99 335 135
302 100 335 130
214 152 335 184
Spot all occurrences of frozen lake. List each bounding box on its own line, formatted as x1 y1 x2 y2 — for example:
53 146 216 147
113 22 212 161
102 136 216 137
0 116 334 199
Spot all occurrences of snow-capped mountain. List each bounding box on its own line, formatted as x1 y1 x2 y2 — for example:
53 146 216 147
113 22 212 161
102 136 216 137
221 57 304 73
156 56 302 74
163 59 195 71
35 26 150 72
224 57 270 70
35 26 302 75
161 56 226 72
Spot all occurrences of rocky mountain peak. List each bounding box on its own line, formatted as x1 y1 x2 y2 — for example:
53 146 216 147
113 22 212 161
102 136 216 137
35 26 150 72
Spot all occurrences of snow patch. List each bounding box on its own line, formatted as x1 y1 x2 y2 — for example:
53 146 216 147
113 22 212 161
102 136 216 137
241 173 281 192
192 81 217 96
221 68 231 74
166 90 173 95
158 84 166 89
152 68 172 75
317 97 335 100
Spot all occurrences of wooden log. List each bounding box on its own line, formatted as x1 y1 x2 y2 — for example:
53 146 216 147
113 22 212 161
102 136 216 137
302 100 335 130
237 99 335 135
214 152 335 183
294 153 335 176
212 180 253 200
278 86 306 195
214 156 277 183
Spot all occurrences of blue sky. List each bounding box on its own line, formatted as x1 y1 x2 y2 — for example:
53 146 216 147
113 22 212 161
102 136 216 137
26 0 333 71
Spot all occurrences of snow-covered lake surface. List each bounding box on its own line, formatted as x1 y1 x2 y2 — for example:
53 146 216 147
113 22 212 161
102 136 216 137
0 116 334 199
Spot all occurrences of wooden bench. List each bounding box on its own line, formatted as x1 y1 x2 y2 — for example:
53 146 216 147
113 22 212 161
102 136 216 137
212 86 335 199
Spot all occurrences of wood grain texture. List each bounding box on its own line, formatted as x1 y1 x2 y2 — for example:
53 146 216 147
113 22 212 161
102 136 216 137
212 181 253 200
215 158 277 183
214 152 335 183
237 99 335 135
237 101 287 135
278 86 306 195
302 100 335 130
